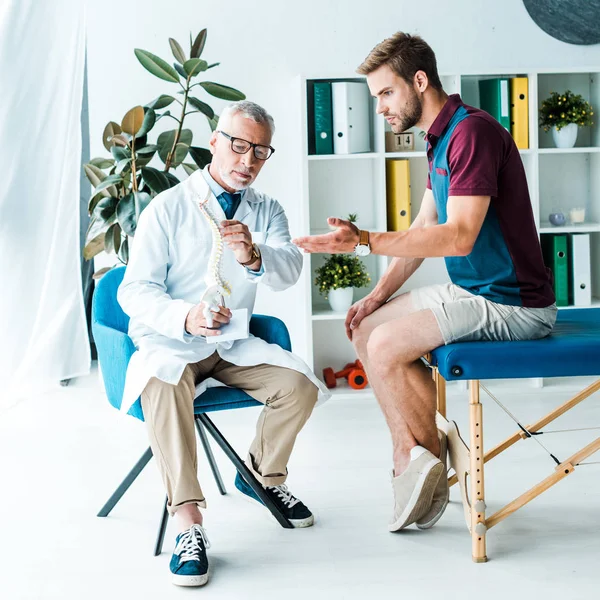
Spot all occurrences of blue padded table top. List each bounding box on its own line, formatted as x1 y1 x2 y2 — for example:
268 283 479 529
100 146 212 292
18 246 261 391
429 308 600 381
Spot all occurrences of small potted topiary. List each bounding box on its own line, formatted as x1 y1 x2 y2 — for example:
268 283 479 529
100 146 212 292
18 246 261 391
539 90 594 148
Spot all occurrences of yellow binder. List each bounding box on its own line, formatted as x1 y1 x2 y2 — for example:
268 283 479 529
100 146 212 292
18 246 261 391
386 159 411 231
510 77 529 149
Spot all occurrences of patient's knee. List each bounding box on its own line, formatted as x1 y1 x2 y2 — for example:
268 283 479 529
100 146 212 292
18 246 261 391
366 326 406 374
351 320 371 355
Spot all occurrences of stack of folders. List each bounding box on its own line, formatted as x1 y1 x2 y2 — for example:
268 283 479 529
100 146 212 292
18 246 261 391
386 159 411 231
308 81 372 155
478 77 529 149
541 233 592 307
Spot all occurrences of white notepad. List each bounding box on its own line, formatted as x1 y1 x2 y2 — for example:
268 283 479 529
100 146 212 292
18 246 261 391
204 308 249 344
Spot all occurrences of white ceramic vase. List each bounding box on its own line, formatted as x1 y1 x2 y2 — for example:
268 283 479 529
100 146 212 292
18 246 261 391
552 123 578 149
328 287 354 312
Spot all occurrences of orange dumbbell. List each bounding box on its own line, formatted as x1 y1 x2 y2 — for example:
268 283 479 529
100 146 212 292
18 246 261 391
323 360 368 390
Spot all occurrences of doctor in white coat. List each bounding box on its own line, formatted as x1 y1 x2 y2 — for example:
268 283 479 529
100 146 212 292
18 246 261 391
118 101 329 588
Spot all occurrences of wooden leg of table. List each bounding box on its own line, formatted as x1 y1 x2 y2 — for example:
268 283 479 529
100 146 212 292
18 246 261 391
434 369 447 419
470 380 487 563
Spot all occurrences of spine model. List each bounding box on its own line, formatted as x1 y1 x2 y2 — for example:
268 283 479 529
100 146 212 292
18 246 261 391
198 190 231 328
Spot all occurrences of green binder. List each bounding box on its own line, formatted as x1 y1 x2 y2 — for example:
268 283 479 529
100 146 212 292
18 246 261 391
478 78 511 132
313 81 333 155
542 234 569 307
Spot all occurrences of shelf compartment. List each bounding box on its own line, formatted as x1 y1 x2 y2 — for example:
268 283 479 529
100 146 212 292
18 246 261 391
538 153 600 226
308 159 383 233
537 72 600 149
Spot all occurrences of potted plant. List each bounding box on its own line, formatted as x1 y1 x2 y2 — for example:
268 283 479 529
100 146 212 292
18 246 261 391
314 214 371 312
539 90 594 148
83 29 245 273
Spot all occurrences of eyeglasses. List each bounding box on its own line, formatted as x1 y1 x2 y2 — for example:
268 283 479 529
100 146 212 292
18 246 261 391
217 130 275 160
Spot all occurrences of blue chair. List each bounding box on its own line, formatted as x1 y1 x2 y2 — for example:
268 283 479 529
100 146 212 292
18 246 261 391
92 267 294 555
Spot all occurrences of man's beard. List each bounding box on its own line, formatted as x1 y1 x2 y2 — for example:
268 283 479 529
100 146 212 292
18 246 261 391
392 89 422 133
219 166 254 191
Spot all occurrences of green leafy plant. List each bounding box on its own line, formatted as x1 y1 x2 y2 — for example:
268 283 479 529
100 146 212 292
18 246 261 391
539 90 594 132
83 29 245 265
314 214 371 297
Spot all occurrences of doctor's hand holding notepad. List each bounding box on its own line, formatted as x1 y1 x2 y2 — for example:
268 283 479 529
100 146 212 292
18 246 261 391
184 303 249 343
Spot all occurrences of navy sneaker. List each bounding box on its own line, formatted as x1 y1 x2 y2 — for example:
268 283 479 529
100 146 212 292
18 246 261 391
170 524 210 587
235 472 314 528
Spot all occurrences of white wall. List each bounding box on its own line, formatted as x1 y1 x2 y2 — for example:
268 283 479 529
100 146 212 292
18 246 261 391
87 0 600 360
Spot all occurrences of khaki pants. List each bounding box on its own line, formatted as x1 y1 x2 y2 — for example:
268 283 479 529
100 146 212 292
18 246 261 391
141 352 318 515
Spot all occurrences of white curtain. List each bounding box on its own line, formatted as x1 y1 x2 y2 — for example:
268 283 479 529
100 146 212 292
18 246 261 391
0 0 90 409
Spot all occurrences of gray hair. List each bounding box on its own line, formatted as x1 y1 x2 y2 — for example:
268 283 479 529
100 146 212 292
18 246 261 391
216 100 275 137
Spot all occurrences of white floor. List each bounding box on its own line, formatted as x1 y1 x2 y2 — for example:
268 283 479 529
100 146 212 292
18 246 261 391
1 366 599 600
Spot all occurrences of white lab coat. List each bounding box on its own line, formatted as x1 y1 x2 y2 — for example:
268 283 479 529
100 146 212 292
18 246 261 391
117 168 330 415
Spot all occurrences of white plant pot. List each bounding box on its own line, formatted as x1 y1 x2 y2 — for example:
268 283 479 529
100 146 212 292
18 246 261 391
552 123 578 148
328 287 354 312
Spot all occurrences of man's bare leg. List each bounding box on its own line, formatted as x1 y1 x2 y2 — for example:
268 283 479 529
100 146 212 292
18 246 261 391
351 293 444 475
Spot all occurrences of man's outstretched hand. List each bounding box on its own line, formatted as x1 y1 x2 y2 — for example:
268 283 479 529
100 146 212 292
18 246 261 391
293 217 360 254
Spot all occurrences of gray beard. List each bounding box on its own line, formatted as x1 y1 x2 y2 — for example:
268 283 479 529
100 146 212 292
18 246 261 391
219 166 252 191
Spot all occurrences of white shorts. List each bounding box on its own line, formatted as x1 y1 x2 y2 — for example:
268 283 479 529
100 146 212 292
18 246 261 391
411 283 557 345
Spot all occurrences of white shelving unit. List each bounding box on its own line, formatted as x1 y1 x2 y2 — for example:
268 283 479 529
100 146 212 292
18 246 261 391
298 69 600 384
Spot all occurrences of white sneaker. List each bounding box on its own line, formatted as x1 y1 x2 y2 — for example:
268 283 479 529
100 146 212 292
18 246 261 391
416 430 450 529
389 450 444 531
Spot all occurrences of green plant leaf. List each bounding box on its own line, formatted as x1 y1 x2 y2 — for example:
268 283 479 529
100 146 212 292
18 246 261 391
84 164 119 197
118 236 129 263
187 96 214 119
183 58 208 77
94 174 124 194
113 225 122 253
146 94 176 110
83 232 106 261
102 121 122 151
111 146 131 162
174 62 187 79
136 107 156 138
89 157 115 169
85 206 117 250
182 162 199 176
207 113 219 131
141 167 171 195
206 62 220 69
91 196 118 221
117 191 152 236
121 106 145 136
135 154 153 168
116 193 137 236
170 143 190 167
110 134 129 148
199 82 245 101
156 110 175 122
169 37 186 64
165 172 180 187
115 158 132 174
188 146 212 169
157 128 193 164
88 191 106 215
134 48 180 83
92 266 113 280
104 223 122 254
136 144 159 156
190 29 207 58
